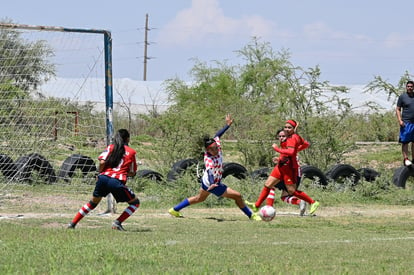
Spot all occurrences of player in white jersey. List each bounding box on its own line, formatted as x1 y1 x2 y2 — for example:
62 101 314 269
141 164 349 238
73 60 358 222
168 114 261 221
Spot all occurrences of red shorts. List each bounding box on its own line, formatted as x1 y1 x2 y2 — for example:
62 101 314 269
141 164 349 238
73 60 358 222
270 164 296 185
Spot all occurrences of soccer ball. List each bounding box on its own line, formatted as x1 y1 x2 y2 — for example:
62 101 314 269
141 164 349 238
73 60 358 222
259 205 276 221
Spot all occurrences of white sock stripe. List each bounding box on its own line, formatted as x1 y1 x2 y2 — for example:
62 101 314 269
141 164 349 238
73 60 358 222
125 205 138 215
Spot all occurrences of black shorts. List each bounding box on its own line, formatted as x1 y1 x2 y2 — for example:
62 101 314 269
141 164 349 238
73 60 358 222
275 176 302 191
93 175 136 202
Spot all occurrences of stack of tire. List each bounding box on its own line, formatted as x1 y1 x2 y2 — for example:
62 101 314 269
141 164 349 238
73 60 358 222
0 153 97 184
165 160 383 190
0 152 393 188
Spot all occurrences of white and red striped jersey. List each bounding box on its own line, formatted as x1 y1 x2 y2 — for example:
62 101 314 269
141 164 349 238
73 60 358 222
202 136 223 186
98 144 137 183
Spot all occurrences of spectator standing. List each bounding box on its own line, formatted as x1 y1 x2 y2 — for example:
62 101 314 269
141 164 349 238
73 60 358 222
396 80 414 166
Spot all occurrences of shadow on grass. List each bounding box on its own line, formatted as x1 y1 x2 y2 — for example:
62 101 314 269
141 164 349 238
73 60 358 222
204 217 238 222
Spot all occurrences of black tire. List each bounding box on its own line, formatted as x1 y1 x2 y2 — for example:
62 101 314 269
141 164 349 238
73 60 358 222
14 153 57 183
358 167 381 182
137 169 163 182
0 154 18 179
392 166 414 188
222 162 248 180
167 158 199 181
250 167 270 179
325 164 361 185
301 165 328 186
58 154 97 182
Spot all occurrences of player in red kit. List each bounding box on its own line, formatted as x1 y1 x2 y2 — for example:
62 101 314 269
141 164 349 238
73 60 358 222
68 129 140 231
246 120 320 215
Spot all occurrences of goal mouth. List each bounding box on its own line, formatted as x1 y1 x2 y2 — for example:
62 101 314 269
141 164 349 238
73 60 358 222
0 23 113 190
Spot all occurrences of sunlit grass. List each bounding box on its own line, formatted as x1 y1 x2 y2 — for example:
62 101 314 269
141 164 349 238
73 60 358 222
1 207 414 274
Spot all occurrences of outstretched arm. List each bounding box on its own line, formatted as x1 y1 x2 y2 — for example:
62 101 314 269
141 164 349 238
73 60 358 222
272 144 296 156
214 114 234 138
298 139 310 152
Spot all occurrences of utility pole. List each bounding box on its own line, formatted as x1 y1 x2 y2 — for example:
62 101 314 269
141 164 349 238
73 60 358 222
143 13 149 81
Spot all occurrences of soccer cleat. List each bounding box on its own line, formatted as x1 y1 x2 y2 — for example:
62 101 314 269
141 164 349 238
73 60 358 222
250 213 262 221
168 208 184 218
112 221 126 231
404 158 412 167
67 223 76 229
309 201 320 215
299 200 307 216
245 200 259 212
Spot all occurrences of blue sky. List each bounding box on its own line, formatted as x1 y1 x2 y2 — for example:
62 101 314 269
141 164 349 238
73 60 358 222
2 0 414 86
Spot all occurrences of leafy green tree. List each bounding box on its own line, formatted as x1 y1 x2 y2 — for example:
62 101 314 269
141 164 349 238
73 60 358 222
0 20 57 139
141 38 373 170
365 71 412 103
0 19 55 95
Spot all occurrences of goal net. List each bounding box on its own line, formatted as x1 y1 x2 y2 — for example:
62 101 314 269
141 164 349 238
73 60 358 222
0 23 113 196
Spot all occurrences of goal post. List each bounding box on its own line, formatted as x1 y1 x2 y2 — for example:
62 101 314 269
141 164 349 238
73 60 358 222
0 23 116 212
0 23 114 143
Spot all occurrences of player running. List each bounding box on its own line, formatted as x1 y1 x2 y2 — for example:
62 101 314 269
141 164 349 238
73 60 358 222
67 129 140 231
168 114 261 221
246 120 320 215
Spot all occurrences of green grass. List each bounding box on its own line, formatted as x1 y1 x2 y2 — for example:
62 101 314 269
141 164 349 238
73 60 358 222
1 178 414 274
1 156 414 274
1 207 414 274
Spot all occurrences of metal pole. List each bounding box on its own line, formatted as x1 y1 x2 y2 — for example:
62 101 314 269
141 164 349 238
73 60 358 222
104 31 116 214
143 13 149 81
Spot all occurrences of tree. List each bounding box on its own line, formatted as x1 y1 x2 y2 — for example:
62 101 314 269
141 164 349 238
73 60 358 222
141 38 374 170
0 19 55 96
365 71 413 103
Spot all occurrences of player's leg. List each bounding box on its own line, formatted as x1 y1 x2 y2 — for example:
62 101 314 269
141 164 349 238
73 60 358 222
68 196 102 228
266 187 277 206
249 167 281 211
169 189 210 218
108 179 140 231
68 175 108 228
222 187 260 220
286 182 319 215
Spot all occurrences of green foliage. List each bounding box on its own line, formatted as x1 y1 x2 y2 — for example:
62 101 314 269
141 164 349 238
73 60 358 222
140 38 362 170
365 70 413 102
0 20 56 93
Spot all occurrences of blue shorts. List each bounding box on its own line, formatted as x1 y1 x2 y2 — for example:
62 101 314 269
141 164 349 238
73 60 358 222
93 175 136 202
200 180 227 197
399 122 414 143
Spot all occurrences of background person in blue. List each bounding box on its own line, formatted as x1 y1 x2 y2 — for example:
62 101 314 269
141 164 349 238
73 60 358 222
168 114 261 221
396 80 414 166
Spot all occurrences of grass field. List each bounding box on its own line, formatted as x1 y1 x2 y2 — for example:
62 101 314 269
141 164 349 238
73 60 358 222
1 182 414 274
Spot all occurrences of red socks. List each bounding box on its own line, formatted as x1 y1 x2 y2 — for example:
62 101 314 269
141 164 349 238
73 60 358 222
71 201 97 225
116 203 139 223
280 195 300 205
292 190 314 204
266 188 276 206
256 186 271 208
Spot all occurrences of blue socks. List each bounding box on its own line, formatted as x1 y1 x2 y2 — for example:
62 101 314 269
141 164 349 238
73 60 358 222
174 198 190 211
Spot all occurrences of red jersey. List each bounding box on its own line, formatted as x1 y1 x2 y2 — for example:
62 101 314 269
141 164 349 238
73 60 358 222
98 144 137 183
275 133 309 169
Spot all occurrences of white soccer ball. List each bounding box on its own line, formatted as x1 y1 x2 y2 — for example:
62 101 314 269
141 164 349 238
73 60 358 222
259 205 276 221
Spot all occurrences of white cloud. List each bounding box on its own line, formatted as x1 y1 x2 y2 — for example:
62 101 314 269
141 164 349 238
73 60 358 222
303 22 371 43
384 32 405 48
157 0 279 46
